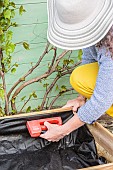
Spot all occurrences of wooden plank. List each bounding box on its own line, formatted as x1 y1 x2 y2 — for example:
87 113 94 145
0 107 72 119
80 163 113 170
88 122 113 156
96 143 113 162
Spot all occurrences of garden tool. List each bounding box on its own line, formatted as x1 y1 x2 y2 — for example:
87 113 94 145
26 117 62 137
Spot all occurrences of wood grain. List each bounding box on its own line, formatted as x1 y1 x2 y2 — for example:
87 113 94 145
88 122 113 156
80 163 113 170
0 107 72 119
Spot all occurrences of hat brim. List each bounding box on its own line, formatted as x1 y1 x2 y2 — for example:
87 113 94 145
47 0 113 50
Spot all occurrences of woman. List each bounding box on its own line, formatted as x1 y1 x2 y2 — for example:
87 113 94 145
40 0 113 141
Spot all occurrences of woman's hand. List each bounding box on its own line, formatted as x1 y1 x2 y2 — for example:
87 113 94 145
63 95 86 112
40 95 86 142
40 113 85 142
40 122 65 142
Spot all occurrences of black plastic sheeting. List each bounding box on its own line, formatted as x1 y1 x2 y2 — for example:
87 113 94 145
0 110 106 170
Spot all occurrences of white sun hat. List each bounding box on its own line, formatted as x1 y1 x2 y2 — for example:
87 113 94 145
47 0 113 50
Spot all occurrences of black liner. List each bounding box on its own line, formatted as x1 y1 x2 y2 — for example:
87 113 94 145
0 110 106 170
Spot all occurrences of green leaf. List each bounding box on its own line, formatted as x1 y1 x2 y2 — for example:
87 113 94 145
0 89 4 100
11 109 16 114
0 1 4 8
6 30 13 41
29 93 33 98
14 63 18 67
69 59 74 64
63 59 74 65
0 28 3 35
21 96 26 101
23 42 30 50
37 105 41 110
78 49 83 60
60 85 67 93
4 9 11 19
9 2 16 8
57 71 62 77
11 98 15 104
0 107 5 116
11 9 15 18
55 84 59 91
32 92 37 98
4 0 9 7
0 34 5 44
11 22 18 27
19 5 26 15
6 42 15 54
11 68 16 73
26 106 31 113
56 65 62 71
63 59 69 66
43 83 49 88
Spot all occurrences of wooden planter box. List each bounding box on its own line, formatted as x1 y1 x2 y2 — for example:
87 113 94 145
81 121 113 170
1 108 113 170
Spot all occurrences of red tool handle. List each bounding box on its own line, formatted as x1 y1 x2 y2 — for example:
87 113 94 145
38 117 62 131
26 117 62 137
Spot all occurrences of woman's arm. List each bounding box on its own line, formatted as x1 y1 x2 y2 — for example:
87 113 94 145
40 113 85 142
77 47 113 124
82 46 97 65
40 95 86 142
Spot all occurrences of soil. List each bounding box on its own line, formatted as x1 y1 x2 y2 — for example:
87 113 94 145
97 114 113 134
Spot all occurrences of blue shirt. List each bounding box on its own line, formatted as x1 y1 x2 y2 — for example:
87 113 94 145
77 45 113 124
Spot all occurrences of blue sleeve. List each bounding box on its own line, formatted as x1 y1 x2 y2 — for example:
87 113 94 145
77 47 113 124
82 47 97 65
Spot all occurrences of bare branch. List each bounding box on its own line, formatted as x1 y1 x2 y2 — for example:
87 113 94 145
48 88 73 110
61 61 81 73
11 71 53 111
11 59 80 112
52 50 70 70
48 47 57 72
0 48 5 72
11 49 70 111
7 42 50 100
67 50 73 60
3 78 9 114
40 61 81 110
19 96 31 113
6 63 17 72
40 76 60 110
0 49 9 115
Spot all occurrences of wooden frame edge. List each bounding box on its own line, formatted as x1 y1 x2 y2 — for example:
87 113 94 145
79 163 113 170
0 107 72 119
88 122 113 156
